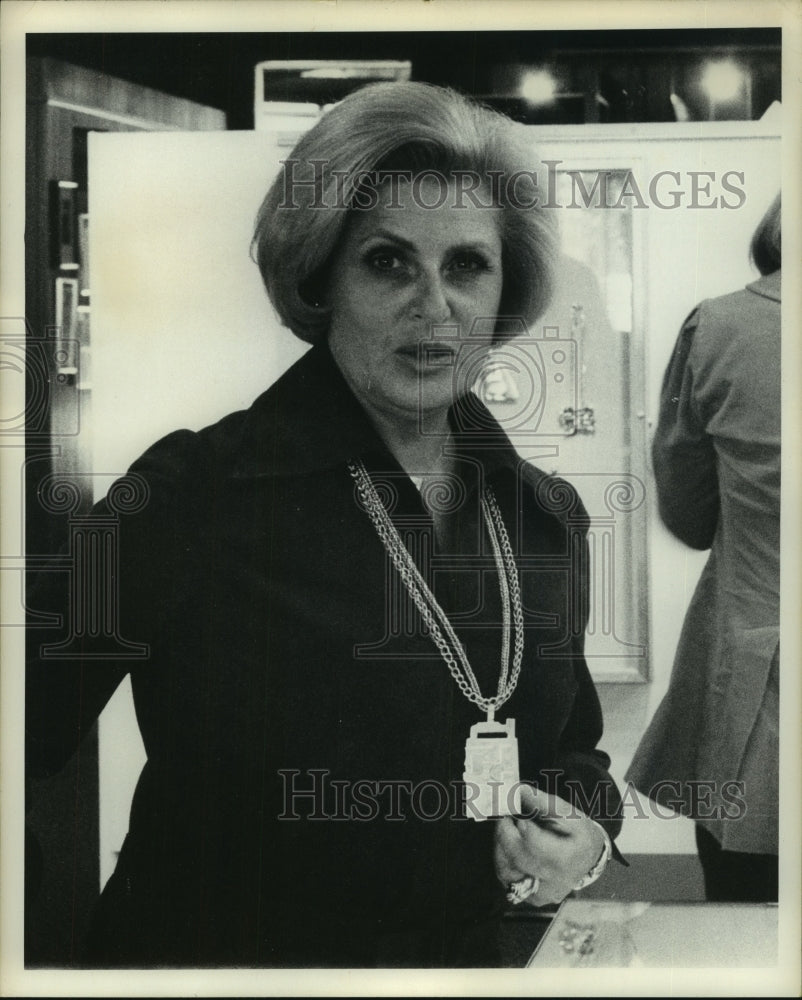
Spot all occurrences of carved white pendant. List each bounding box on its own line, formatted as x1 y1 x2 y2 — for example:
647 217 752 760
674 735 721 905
463 717 521 821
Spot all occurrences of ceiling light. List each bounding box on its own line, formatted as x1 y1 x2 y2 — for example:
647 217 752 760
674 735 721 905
520 70 557 105
701 61 744 103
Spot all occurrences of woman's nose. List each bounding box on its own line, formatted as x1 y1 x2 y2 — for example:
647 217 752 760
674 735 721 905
411 271 451 323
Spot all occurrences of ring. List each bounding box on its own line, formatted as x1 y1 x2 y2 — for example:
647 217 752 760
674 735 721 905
506 874 540 904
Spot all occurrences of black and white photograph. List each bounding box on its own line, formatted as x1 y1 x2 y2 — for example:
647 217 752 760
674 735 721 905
1 1 800 995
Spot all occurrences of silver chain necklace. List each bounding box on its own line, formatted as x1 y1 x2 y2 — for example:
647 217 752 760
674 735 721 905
349 457 527 820
348 458 524 718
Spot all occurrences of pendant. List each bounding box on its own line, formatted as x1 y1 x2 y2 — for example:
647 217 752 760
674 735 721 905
462 717 521 821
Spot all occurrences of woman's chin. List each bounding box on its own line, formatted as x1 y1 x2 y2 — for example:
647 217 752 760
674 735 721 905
388 374 462 421
352 364 467 426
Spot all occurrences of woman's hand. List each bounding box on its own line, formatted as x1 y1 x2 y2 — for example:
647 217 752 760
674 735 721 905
494 783 606 906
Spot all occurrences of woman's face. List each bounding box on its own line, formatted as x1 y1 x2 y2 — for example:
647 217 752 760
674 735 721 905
326 176 503 425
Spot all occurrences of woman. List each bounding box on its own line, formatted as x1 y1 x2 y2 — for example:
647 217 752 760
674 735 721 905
626 194 781 902
27 82 622 967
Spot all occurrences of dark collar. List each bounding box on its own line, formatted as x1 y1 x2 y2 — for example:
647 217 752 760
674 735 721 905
747 269 781 303
227 343 523 481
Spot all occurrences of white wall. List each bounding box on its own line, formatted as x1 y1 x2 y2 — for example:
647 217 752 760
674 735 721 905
88 130 307 492
89 124 780 878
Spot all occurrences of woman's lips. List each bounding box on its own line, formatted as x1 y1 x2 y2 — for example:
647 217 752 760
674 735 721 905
396 342 457 371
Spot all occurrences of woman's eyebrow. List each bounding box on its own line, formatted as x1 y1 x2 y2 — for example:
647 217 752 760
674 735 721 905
358 229 417 251
358 230 497 254
448 240 497 253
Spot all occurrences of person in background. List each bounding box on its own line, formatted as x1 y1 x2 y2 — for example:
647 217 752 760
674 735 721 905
626 193 781 902
26 82 623 967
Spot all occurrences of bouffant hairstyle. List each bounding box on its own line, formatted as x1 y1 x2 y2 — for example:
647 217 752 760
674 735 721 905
252 82 557 344
750 192 781 276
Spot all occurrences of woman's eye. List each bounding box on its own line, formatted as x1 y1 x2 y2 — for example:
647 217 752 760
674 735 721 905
450 253 490 273
367 251 403 272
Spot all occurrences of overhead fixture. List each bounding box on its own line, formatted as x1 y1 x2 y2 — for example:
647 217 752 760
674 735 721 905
254 60 412 132
520 70 558 105
700 60 744 103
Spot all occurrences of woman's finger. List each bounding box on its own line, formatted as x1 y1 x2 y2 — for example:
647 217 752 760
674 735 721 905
516 784 580 835
517 783 573 818
495 815 583 906
494 816 537 881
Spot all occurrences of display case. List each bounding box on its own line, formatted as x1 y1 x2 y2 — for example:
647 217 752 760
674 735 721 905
527 899 777 968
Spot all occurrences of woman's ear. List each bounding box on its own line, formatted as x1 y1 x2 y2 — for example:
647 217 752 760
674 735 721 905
300 265 332 310
299 280 324 310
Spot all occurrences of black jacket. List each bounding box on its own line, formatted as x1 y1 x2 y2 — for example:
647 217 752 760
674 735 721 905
27 343 622 967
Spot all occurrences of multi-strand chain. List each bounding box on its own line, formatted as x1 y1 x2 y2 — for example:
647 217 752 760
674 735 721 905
348 459 524 715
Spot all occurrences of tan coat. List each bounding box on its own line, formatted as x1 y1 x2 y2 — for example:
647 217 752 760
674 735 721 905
626 271 781 853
